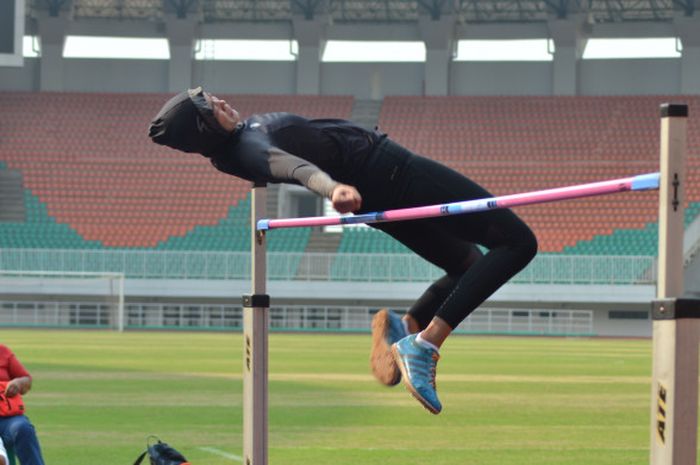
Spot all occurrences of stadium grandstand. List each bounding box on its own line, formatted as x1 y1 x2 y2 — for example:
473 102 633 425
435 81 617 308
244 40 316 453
0 0 699 337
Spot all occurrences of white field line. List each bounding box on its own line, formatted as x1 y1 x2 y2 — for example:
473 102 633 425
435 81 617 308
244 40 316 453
198 447 243 462
38 371 650 384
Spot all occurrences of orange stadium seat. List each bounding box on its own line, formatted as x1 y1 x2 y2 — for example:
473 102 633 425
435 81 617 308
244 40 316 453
377 95 700 252
0 92 354 248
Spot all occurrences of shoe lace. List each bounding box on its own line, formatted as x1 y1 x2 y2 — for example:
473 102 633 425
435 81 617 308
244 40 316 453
429 352 439 389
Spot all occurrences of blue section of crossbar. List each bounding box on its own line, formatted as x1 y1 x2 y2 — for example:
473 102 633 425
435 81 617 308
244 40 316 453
631 173 661 191
340 212 384 224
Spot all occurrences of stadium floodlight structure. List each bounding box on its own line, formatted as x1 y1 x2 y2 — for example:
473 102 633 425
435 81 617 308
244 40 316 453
205 0 691 22
241 103 698 465
52 0 693 22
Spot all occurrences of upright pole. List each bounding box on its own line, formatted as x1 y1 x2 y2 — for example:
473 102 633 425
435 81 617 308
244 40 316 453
650 104 698 465
243 183 269 465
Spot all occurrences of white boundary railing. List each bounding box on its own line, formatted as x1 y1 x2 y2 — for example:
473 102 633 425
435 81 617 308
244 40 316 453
0 302 594 336
0 270 125 331
0 248 656 285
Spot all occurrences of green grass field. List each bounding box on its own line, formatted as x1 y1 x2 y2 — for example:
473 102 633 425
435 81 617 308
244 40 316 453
2 330 657 465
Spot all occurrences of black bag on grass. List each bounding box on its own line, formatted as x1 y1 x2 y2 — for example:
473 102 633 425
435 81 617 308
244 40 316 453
133 437 190 465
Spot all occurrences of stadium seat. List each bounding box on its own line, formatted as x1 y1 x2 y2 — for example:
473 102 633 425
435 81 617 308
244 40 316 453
351 95 700 254
0 92 353 249
1 93 699 261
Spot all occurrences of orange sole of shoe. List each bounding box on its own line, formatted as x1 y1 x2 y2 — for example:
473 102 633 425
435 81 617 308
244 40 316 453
370 309 402 386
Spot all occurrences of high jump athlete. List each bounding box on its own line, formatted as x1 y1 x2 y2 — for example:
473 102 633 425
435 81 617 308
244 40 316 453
149 88 538 414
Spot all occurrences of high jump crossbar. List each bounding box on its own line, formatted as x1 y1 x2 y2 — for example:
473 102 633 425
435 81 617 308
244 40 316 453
257 172 661 231
241 103 698 465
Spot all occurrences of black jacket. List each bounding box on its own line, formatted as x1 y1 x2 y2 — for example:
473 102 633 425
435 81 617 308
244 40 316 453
209 112 383 198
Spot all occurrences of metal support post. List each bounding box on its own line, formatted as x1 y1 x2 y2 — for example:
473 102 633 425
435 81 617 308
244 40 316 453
243 183 269 465
650 103 698 465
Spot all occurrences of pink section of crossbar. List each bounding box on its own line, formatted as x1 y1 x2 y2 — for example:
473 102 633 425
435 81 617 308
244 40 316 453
495 177 634 209
380 204 443 222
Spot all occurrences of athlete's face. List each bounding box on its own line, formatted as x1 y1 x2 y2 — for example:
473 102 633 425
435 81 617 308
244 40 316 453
204 92 240 132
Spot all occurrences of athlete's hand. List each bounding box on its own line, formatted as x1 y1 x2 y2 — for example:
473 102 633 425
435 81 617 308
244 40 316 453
331 184 362 214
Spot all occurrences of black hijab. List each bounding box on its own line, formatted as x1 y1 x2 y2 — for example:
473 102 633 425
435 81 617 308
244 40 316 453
148 87 232 156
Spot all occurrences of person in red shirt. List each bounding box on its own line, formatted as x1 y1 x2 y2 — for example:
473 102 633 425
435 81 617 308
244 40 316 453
0 345 45 465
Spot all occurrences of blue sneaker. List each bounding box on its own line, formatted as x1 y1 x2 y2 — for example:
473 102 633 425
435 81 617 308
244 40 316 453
370 309 408 386
392 334 442 414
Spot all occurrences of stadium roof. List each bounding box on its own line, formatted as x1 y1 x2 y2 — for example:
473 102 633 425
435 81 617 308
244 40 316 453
29 0 695 24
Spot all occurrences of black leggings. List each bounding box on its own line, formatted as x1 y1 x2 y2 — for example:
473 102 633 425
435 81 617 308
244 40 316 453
356 139 538 330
